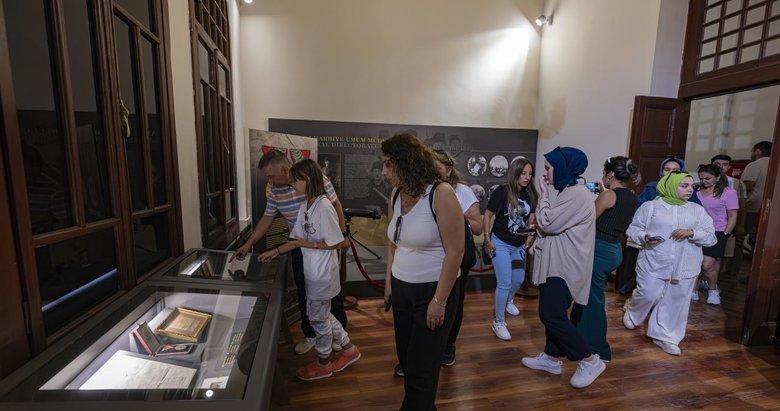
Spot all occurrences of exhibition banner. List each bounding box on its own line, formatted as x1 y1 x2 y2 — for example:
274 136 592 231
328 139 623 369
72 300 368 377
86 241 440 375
268 118 538 248
248 130 318 226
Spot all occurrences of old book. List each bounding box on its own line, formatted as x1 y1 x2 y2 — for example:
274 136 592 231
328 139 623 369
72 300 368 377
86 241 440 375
155 307 212 342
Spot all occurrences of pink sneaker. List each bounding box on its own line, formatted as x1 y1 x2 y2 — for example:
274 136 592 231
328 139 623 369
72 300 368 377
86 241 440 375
295 361 333 381
332 346 362 372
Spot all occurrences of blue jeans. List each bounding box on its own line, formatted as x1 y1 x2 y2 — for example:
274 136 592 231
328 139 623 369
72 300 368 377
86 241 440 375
492 234 525 323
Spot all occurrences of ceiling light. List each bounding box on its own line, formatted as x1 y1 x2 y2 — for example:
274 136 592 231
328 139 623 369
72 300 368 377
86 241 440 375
535 15 552 27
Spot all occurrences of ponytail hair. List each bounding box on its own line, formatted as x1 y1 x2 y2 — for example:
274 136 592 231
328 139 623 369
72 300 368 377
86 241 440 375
603 156 642 190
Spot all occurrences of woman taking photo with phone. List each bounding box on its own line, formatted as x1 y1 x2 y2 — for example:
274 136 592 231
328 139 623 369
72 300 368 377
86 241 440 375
623 172 716 356
571 156 640 363
483 157 537 341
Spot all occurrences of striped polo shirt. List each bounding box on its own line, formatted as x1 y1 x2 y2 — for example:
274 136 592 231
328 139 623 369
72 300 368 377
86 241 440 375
263 177 338 230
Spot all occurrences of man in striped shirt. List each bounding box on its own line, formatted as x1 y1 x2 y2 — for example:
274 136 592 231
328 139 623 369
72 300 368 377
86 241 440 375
232 149 348 355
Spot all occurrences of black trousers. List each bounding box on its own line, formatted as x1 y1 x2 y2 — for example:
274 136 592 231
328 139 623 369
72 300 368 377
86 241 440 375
392 276 459 411
539 276 590 361
617 246 639 295
447 265 470 346
291 248 348 339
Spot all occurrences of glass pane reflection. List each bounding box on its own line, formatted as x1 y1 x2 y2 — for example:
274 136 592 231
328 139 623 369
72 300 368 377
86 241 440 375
141 37 167 206
114 14 147 211
65 0 112 223
5 0 74 234
36 229 119 335
133 212 171 277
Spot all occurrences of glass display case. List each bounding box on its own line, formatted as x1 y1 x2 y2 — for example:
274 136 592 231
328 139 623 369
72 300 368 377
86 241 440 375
0 250 288 411
154 248 281 287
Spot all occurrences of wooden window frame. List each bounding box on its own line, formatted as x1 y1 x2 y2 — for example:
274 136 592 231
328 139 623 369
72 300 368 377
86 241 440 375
680 0 780 99
190 0 238 248
0 0 182 353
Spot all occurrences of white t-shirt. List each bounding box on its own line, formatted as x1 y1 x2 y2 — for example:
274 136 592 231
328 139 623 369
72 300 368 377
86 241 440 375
454 183 478 213
290 195 344 300
741 157 769 212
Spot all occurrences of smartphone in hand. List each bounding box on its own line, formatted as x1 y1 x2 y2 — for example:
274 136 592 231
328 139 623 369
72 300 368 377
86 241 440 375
384 296 392 312
646 235 665 243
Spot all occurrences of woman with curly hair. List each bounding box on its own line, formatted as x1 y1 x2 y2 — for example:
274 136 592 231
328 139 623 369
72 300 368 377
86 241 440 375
382 134 465 411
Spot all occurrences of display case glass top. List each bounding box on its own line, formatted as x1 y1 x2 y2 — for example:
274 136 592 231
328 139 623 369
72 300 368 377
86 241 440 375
160 249 280 285
0 284 272 403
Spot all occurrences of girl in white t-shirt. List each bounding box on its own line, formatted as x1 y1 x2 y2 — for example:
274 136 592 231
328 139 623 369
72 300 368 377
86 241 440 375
259 159 360 381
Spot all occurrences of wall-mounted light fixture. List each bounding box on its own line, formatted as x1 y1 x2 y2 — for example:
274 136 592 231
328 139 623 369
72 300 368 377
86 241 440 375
243 0 253 4
535 14 552 27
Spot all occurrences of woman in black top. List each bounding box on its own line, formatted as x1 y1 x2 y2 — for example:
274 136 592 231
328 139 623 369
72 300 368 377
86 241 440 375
571 156 640 362
483 158 537 341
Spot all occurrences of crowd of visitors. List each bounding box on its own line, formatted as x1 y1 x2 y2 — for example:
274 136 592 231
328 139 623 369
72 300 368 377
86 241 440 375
234 134 772 409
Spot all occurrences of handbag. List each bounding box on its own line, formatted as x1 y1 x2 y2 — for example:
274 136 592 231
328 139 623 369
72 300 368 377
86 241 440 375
461 220 477 269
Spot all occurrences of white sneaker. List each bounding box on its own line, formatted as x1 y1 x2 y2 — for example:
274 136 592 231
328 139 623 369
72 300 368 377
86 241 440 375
653 339 681 356
707 290 721 305
521 352 562 375
570 354 606 388
294 337 316 355
623 311 637 330
492 320 511 341
691 290 699 301
505 299 520 316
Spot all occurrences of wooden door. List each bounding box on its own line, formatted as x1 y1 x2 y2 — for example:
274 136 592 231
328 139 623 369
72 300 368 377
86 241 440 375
628 96 691 183
741 100 780 345
616 96 691 287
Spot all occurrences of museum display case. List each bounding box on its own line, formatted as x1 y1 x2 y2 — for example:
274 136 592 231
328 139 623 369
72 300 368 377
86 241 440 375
153 248 281 286
0 250 288 411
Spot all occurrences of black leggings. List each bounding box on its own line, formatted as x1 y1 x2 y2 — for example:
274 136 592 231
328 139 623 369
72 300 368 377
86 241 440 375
392 276 459 411
446 265 470 346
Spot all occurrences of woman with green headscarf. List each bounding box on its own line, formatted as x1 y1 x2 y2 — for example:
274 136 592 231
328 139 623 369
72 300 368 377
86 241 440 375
622 172 716 356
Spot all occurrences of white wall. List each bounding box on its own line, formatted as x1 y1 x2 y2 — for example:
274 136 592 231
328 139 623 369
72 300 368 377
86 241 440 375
229 0 250 230
237 0 543 132
537 0 663 181
167 0 202 249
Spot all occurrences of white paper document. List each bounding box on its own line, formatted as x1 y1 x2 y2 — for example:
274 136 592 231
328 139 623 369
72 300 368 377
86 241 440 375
80 350 197 390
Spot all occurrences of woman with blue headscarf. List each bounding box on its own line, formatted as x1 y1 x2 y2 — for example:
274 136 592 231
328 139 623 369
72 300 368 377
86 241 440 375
521 147 605 389
623 172 716 356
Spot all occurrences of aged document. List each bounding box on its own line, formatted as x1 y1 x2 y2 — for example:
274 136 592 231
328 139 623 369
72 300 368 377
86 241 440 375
80 350 197 390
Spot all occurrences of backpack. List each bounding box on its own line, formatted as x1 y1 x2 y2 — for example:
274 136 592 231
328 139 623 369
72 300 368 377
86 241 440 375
392 182 477 269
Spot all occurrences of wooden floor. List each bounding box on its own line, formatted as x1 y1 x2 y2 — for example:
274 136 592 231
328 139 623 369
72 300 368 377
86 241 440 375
271 280 780 410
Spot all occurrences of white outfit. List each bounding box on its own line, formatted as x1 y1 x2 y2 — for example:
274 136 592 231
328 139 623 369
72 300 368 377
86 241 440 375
624 199 716 345
387 185 445 283
290 195 345 300
454 183 478 213
290 195 348 357
741 157 769 212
